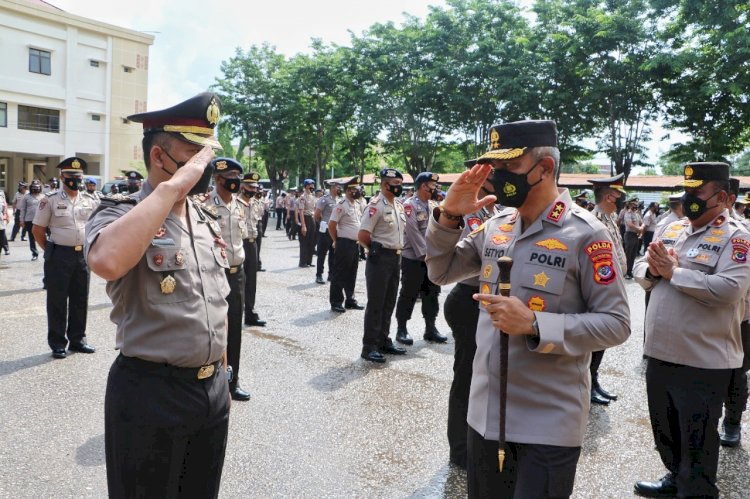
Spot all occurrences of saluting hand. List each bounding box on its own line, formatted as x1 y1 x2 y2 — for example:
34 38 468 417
473 294 535 335
166 145 215 199
441 163 497 216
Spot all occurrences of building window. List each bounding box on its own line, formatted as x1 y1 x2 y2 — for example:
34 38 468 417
123 65 133 73
90 60 100 67
18 105 59 133
29 48 51 75
0 103 6 127
91 114 101 121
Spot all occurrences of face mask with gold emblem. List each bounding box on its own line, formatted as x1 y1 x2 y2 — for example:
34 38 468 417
490 160 543 208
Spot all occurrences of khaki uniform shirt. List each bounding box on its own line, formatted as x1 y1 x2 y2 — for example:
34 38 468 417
237 194 258 241
459 206 503 287
0 194 6 230
84 181 230 367
359 195 405 250
329 197 363 241
425 189 631 446
402 196 431 260
33 190 97 247
592 205 627 275
624 210 642 232
299 191 316 216
634 210 750 369
208 190 246 267
22 192 43 222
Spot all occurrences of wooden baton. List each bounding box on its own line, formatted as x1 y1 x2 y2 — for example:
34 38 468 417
496 255 513 472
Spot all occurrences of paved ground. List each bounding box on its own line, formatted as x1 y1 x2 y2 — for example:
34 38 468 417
0 221 748 498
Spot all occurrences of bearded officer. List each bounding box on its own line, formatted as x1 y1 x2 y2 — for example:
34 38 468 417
207 158 251 401
395 171 447 345
358 168 408 363
586 173 628 405
85 92 231 498
328 176 365 312
633 162 750 498
32 157 97 358
425 120 630 497
315 180 341 284
239 172 267 327
297 179 317 267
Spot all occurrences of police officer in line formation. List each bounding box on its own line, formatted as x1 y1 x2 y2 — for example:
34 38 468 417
623 196 644 278
206 157 251 402
22 179 44 260
314 180 340 284
239 172 267 328
86 92 231 498
426 120 631 498
296 179 317 267
31 157 98 359
252 185 267 271
587 173 628 406
395 171 448 345
285 189 299 240
10 181 28 242
0 190 9 257
275 191 287 229
358 168 408 363
633 162 750 498
327 176 365 313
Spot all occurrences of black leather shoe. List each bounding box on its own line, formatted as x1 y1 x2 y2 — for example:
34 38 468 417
362 350 386 363
396 326 413 345
591 389 610 405
258 268 266 272
380 343 407 355
331 304 346 313
31 254 38 261
52 349 66 359
68 343 96 354
231 386 251 401
345 301 364 310
424 324 448 343
634 473 677 497
316 275 325 284
244 318 267 327
594 381 618 401
720 420 741 447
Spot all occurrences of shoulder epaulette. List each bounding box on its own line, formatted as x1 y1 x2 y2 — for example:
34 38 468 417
100 193 137 206
197 202 219 220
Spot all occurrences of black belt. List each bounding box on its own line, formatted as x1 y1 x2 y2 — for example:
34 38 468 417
379 247 402 255
226 265 242 274
116 354 221 380
456 283 480 293
54 243 84 252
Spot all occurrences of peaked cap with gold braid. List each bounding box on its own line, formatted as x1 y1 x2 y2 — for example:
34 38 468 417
477 120 558 162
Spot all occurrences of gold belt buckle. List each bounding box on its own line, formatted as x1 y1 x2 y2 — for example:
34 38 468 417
230 267 238 274
74 245 83 251
396 249 402 255
197 364 215 379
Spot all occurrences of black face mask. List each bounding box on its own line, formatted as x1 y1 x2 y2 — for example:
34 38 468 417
162 148 214 196
255 192 263 199
427 187 439 201
491 160 542 208
243 190 256 198
64 177 82 191
386 183 403 197
221 178 240 194
127 183 140 194
614 195 625 211
682 191 720 221
351 190 362 199
31 187 41 194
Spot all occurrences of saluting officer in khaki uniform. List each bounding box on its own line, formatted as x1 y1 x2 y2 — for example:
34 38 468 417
33 157 97 359
587 173 628 406
425 120 630 498
358 168 408 363
633 162 750 498
207 157 251 401
238 172 267 327
328 176 365 312
85 92 231 499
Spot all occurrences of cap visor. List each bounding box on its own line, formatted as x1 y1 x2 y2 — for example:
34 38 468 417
611 185 626 194
679 179 704 188
477 148 527 161
179 132 222 150
59 169 84 174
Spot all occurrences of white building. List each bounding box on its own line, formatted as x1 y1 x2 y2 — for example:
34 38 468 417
0 0 153 194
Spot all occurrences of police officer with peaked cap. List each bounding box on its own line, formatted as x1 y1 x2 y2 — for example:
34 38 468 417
358 168 408 363
315 179 341 284
10 181 28 241
238 172 267 327
297 179 317 267
395 171 447 345
22 179 44 260
33 157 98 358
207 157 251 401
125 170 144 193
425 120 630 497
586 173 628 405
85 91 232 498
633 162 750 497
328 176 365 312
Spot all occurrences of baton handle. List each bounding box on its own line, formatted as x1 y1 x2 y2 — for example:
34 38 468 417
496 256 513 472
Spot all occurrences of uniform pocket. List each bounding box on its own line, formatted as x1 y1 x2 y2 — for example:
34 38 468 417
145 247 191 303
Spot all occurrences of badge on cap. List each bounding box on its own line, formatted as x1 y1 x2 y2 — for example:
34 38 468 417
72 159 81 169
490 128 500 149
206 98 220 125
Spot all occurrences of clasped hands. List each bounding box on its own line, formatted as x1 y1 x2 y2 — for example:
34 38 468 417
646 240 679 280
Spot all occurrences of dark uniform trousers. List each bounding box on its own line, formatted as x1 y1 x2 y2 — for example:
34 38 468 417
262 209 269 235
243 239 259 322
225 266 245 390
285 212 296 238
329 237 358 306
725 320 750 423
589 350 605 387
444 283 479 468
46 244 90 350
623 231 640 276
275 208 284 229
299 214 315 266
25 221 38 256
256 221 264 268
395 256 440 326
646 358 731 498
11 210 26 240
105 355 229 499
316 229 334 278
467 428 581 499
363 250 400 352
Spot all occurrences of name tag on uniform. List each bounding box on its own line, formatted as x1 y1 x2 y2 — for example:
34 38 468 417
151 238 176 247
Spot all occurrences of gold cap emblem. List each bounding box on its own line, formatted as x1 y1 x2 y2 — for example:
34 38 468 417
216 160 227 170
206 98 220 125
72 159 81 169
685 166 694 178
490 128 500 149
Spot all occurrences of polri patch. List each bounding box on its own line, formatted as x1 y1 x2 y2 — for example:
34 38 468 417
404 205 413 217
731 238 749 263
369 207 377 217
467 217 482 231
593 260 617 285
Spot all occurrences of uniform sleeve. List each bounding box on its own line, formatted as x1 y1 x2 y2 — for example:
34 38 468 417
315 197 326 211
668 233 750 306
84 203 132 260
18 195 27 219
532 226 631 356
32 196 52 227
329 203 343 223
403 202 426 258
359 202 380 234
425 214 483 284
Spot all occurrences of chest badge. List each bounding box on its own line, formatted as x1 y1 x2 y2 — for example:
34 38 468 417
482 264 493 279
160 275 176 294
155 226 167 238
175 252 185 266
153 254 164 267
535 238 568 251
687 248 699 258
479 283 491 305
533 272 550 288
491 234 512 245
499 223 514 233
528 296 546 312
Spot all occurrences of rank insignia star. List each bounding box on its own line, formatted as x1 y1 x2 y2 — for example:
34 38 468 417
533 271 550 288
